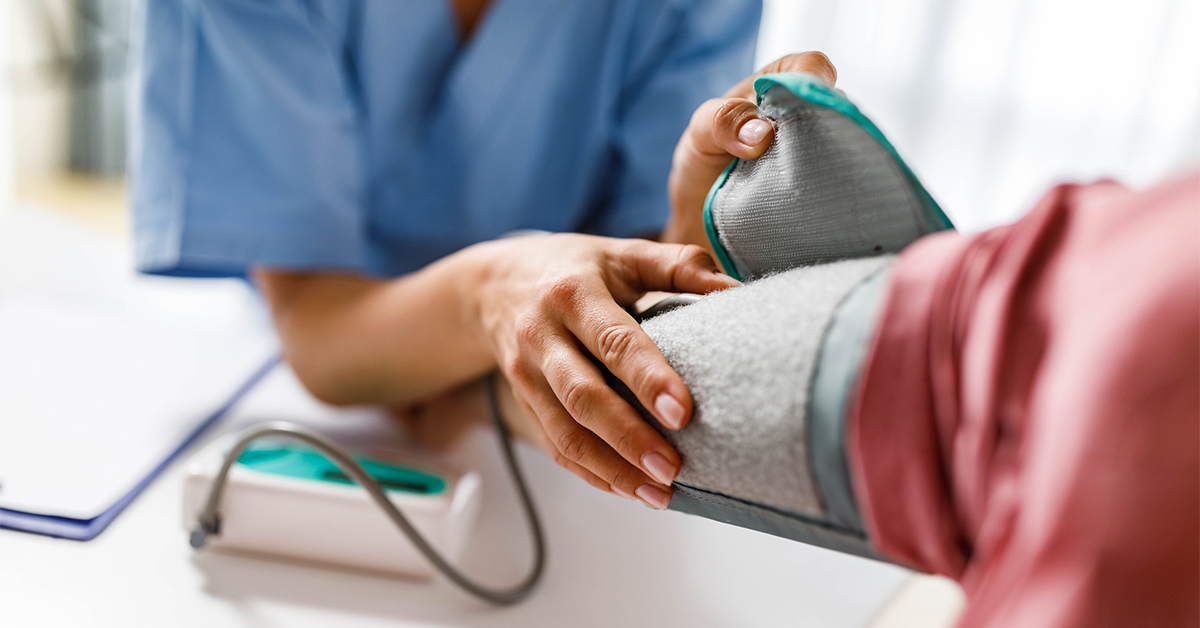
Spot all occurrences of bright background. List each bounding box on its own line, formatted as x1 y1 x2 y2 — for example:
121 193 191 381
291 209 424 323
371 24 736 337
2 0 1198 232
757 0 1200 232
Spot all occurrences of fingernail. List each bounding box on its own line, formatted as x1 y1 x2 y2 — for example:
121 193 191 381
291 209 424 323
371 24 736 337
641 451 678 485
655 393 685 429
612 486 635 500
635 484 670 510
738 119 771 146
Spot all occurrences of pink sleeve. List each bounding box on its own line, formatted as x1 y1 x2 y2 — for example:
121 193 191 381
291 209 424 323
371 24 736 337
848 172 1199 628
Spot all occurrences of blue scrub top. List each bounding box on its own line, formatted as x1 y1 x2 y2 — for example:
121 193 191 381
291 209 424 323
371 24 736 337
130 0 761 278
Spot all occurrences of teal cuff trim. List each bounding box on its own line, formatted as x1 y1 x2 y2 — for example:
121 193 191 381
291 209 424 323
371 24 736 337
703 159 742 280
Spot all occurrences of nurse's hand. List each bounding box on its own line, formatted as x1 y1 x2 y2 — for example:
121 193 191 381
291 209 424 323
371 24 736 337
663 52 839 261
391 374 543 452
464 233 739 508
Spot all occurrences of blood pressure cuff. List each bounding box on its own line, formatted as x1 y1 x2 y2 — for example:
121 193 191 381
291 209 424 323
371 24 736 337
703 73 953 281
602 74 950 559
612 258 894 561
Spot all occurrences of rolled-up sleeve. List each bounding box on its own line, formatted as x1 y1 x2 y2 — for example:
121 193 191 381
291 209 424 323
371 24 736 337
130 0 366 277
597 0 761 238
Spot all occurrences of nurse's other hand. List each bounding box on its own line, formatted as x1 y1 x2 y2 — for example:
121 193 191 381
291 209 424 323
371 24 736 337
391 374 545 452
663 51 838 262
465 233 739 508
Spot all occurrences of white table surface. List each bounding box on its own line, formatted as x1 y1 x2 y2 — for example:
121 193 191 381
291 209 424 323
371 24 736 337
0 367 914 628
0 203 915 627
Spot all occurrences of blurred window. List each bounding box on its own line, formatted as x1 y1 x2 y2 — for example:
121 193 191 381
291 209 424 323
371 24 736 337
757 0 1200 230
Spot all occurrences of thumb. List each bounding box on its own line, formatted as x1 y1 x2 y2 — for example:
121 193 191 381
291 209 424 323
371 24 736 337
671 50 842 205
698 50 841 160
665 98 774 254
664 51 840 255
691 97 776 164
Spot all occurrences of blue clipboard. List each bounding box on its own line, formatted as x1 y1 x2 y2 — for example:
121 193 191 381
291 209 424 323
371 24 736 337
0 357 280 541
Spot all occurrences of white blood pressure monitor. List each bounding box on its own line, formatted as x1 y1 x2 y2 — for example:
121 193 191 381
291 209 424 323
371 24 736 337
182 434 482 579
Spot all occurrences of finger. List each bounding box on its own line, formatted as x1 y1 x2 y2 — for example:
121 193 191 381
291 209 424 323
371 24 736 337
681 51 839 169
504 345 662 499
667 101 772 258
540 340 682 485
615 240 740 299
722 50 838 100
390 405 421 435
493 373 549 446
547 273 695 431
510 386 615 494
516 365 672 508
663 51 840 259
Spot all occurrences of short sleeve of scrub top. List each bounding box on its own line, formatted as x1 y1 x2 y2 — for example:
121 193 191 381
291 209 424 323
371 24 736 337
130 0 761 278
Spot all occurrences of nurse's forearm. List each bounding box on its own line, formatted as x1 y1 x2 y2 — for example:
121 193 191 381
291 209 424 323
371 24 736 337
253 250 495 407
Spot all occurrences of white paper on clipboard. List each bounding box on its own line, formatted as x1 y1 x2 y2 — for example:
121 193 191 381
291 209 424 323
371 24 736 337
0 206 277 520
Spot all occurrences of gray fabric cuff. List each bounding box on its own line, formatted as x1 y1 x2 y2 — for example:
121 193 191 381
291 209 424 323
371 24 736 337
709 84 947 281
608 257 893 560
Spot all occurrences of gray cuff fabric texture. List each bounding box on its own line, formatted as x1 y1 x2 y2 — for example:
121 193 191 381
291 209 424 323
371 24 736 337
609 257 892 560
708 80 951 281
